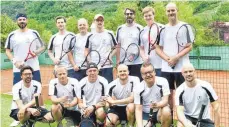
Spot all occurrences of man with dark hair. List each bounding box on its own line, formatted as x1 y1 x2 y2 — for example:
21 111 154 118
5 13 45 85
10 66 53 127
78 62 108 126
48 16 75 77
135 62 171 127
116 8 143 81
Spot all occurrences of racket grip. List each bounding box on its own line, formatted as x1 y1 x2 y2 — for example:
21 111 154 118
35 95 39 108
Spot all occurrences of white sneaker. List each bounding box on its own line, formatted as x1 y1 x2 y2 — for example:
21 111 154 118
10 120 20 127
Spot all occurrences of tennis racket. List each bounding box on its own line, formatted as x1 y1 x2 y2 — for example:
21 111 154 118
148 23 160 55
125 43 140 62
172 24 196 69
24 37 45 62
79 50 101 70
31 96 41 127
59 33 76 60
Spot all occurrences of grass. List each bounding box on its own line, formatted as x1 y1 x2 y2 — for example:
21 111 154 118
1 94 168 127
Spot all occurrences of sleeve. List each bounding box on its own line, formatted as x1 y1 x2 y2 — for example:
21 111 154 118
48 35 55 50
159 27 165 46
134 89 143 105
73 79 79 98
12 86 20 101
162 78 170 96
48 79 55 96
106 81 115 96
85 34 93 48
175 86 184 106
133 77 141 93
139 29 144 46
204 82 218 102
4 33 14 50
187 24 195 43
116 26 122 43
36 82 42 94
78 78 86 99
32 30 41 38
108 31 117 46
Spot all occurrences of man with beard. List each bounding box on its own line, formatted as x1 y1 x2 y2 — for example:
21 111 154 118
49 66 81 126
5 13 45 85
175 63 220 127
139 6 164 76
48 16 75 77
10 66 53 127
155 3 193 123
104 64 140 127
68 18 91 80
78 62 108 126
116 8 143 81
135 62 171 127
85 14 117 83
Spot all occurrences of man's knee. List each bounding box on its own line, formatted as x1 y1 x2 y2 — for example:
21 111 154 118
160 106 172 123
95 107 106 121
105 113 119 126
126 103 135 114
51 104 62 115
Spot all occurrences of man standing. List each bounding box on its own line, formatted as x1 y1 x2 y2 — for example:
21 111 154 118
68 18 91 80
155 2 193 117
5 13 45 85
175 63 220 127
9 66 53 127
139 6 164 76
104 64 139 127
116 8 143 80
135 63 171 127
49 66 81 126
85 14 117 83
48 16 75 77
78 62 108 126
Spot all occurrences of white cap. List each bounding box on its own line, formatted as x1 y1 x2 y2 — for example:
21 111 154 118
94 14 104 20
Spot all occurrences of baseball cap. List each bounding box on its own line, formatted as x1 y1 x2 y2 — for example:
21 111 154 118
87 62 98 70
16 13 27 19
94 14 104 20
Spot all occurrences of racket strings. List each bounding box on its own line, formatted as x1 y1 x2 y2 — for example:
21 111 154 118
126 44 140 62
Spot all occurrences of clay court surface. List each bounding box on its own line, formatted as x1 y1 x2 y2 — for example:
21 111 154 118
1 65 229 126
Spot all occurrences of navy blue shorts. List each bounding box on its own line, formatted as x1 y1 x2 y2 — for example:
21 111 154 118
127 64 143 81
13 70 41 85
99 68 113 83
108 106 127 121
161 72 184 90
68 69 86 81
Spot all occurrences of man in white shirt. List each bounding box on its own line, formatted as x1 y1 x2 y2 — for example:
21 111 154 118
48 16 75 77
135 63 171 127
175 63 220 127
9 66 53 127
139 6 164 76
68 18 91 80
116 8 143 81
5 13 45 85
49 66 81 126
85 14 117 83
78 62 108 127
104 64 140 127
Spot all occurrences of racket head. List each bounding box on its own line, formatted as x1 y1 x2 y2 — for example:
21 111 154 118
60 34 76 60
126 43 140 62
100 47 119 67
79 118 96 127
176 24 196 47
24 37 46 62
80 50 101 69
148 23 160 54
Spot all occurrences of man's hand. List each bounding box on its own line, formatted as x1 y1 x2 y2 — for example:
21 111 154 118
104 96 115 104
60 96 68 103
30 108 41 116
143 55 150 64
53 58 60 65
15 61 24 69
18 107 26 119
84 106 95 118
168 56 179 67
73 65 79 71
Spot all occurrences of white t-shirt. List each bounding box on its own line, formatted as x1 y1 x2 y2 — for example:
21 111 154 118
139 23 164 69
79 76 108 106
116 23 143 65
159 22 191 72
175 79 218 119
106 76 140 106
73 32 91 69
85 30 117 68
5 29 41 72
134 76 170 113
48 31 75 70
11 80 42 110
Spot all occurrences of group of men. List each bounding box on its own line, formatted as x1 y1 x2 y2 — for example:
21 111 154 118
5 2 220 127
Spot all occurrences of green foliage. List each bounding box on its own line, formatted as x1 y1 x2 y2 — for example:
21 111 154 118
0 14 17 52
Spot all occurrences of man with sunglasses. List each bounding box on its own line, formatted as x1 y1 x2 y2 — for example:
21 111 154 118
134 62 171 127
116 8 143 81
85 14 117 83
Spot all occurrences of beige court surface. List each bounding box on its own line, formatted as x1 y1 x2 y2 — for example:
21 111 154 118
1 65 229 126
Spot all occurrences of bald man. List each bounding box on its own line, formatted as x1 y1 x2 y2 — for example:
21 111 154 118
104 64 140 127
68 18 91 80
175 63 220 127
155 3 193 123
